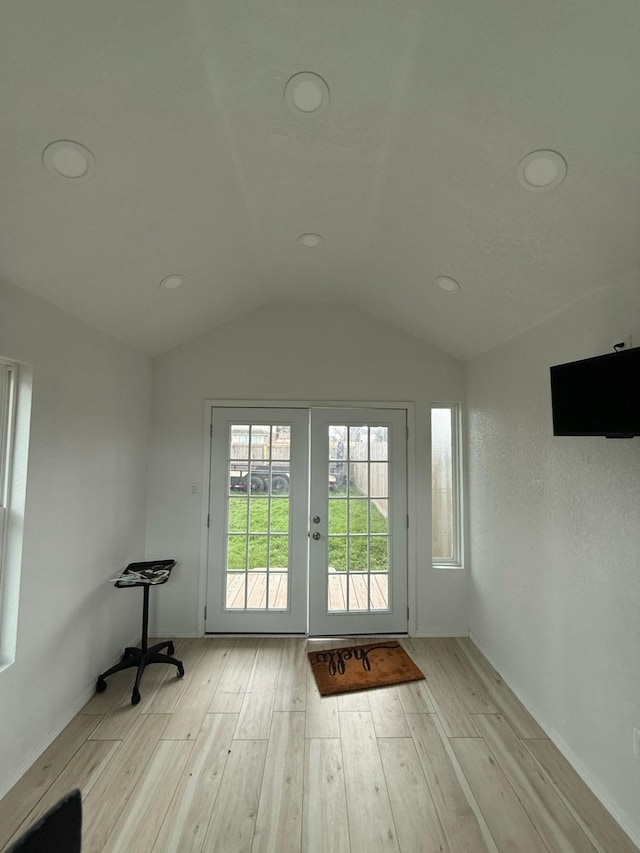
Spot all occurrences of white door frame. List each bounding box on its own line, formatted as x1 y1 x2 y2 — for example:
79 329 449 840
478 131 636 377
197 400 417 636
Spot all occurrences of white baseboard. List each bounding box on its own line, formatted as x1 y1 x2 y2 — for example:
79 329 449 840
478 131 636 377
411 630 469 638
468 631 640 848
152 629 200 639
156 628 472 639
163 630 469 639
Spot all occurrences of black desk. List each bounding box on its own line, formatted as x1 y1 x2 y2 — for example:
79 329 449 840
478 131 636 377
96 560 184 705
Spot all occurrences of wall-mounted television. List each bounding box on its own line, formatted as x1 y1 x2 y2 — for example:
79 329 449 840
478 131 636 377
550 347 640 437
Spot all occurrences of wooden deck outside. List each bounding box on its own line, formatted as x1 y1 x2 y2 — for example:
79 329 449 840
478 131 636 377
225 570 389 611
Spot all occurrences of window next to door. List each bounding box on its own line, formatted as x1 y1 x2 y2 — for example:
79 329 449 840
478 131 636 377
431 403 463 569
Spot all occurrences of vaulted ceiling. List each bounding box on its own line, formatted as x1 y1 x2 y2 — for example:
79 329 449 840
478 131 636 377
2 1 639 359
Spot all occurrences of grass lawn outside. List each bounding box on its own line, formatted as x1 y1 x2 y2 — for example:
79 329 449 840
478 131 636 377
227 492 389 571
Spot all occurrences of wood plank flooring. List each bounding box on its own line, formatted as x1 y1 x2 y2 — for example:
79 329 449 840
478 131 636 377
0 637 637 853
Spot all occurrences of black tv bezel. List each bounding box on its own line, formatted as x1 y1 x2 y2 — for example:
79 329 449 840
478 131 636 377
550 347 640 438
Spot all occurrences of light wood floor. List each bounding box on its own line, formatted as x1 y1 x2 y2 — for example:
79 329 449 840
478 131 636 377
0 637 637 853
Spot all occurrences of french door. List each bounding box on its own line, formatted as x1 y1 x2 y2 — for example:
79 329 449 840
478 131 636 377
205 406 407 635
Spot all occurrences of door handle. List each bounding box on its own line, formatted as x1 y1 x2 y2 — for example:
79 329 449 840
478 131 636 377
311 532 321 540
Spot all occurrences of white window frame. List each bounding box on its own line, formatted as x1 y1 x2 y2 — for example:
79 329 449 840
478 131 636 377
431 402 464 569
0 358 29 671
0 362 16 569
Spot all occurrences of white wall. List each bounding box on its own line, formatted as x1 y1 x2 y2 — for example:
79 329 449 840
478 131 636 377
0 280 151 797
146 300 466 637
465 281 640 843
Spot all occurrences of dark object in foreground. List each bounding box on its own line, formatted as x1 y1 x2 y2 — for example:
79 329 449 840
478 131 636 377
96 560 184 705
6 789 82 853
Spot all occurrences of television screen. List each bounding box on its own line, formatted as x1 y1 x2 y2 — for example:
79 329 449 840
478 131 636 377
550 347 640 437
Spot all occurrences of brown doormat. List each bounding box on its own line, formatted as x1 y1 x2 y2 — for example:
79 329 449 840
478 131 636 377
308 641 425 696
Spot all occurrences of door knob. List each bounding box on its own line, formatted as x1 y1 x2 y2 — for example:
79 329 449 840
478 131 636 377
312 532 321 540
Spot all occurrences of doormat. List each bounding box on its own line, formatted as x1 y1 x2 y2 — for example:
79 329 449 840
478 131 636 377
308 641 424 696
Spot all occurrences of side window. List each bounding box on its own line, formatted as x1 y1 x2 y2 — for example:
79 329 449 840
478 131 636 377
0 359 29 669
431 404 463 568
0 362 16 570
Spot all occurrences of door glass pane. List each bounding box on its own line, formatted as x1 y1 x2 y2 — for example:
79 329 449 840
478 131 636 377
348 499 368 535
370 536 388 571
247 572 267 607
228 496 247 531
370 463 388 498
329 462 347 495
329 426 347 460
348 537 368 571
269 535 288 569
227 535 247 571
349 426 368 460
328 498 347 534
249 500 268 533
268 573 288 608
248 463 269 494
349 574 369 610
328 536 347 572
349 462 368 496
270 469 290 494
326 423 391 614
270 499 289 533
371 499 388 534
370 573 388 608
248 535 268 568
370 426 388 460
250 425 269 459
224 423 293 611
232 426 250 460
273 426 291 460
226 573 246 609
328 572 347 611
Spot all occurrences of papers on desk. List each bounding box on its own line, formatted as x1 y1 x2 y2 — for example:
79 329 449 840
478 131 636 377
108 565 172 584
108 570 146 584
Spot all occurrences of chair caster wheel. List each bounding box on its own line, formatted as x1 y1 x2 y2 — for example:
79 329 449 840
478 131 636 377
177 663 184 679
96 678 107 694
167 642 175 655
131 689 141 705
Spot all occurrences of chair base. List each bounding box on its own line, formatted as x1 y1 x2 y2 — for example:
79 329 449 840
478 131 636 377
96 639 184 705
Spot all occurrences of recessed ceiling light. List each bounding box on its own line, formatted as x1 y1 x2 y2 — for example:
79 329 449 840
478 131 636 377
159 274 185 290
298 233 324 248
435 276 460 293
42 140 94 178
517 150 567 191
284 72 330 116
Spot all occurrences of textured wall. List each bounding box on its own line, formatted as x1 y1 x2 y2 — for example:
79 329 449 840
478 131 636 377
146 300 466 637
466 281 640 842
0 279 151 798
